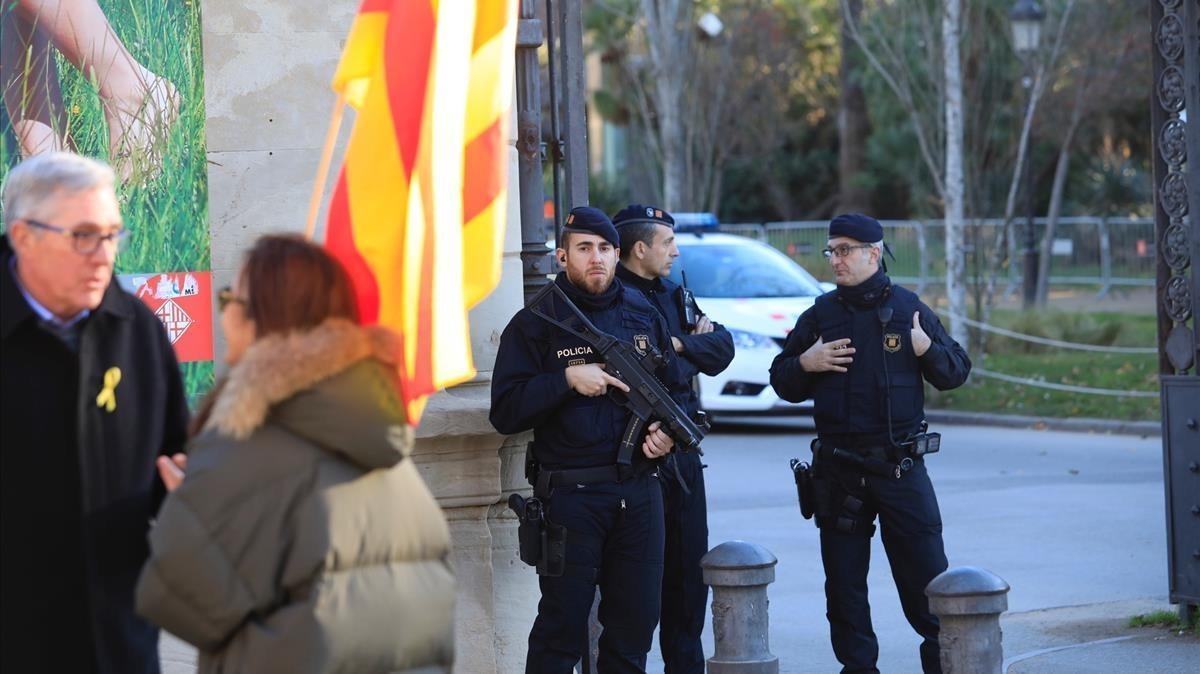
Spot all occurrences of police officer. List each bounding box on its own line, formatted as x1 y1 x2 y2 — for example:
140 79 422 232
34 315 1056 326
612 204 733 674
491 206 690 674
769 213 971 674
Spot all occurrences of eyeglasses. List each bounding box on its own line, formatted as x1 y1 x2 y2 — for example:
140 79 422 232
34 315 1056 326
217 286 248 312
23 218 128 255
822 243 874 259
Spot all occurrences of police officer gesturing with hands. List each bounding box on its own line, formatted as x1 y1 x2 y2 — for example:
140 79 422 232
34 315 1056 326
803 312 931 373
799 336 856 372
771 213 970 674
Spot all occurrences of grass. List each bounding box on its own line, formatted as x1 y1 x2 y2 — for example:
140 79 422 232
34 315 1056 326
925 310 1161 421
1 0 213 401
1128 610 1200 637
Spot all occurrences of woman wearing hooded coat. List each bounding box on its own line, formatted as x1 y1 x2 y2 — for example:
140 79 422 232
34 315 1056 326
135 234 455 674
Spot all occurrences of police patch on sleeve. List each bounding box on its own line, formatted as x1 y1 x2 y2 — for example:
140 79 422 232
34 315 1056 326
883 333 902 353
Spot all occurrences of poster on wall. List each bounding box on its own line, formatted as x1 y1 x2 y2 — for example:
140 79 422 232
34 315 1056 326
1 0 213 401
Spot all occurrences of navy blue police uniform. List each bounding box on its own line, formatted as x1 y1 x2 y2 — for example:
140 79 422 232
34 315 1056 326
491 209 690 674
769 214 971 674
613 204 734 674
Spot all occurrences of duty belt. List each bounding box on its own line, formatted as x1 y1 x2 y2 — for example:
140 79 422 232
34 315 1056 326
533 463 651 499
815 439 909 480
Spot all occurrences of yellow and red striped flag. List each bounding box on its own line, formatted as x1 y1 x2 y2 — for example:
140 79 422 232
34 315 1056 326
325 0 517 423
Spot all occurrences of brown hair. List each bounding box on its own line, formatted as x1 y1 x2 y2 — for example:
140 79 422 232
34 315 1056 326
189 234 359 435
239 234 359 336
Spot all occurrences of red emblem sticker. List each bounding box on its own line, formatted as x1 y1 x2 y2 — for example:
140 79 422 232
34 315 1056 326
120 271 215 362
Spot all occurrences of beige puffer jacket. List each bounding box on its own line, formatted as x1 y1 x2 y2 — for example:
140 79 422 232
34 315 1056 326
136 320 455 674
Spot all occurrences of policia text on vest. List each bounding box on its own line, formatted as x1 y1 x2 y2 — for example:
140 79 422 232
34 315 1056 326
507 280 707 576
490 208 697 673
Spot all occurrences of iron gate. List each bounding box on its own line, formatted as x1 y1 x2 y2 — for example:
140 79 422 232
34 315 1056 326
1150 0 1200 617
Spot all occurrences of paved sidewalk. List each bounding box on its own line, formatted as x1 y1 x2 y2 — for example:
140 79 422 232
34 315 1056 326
1001 598 1199 674
160 597 1200 672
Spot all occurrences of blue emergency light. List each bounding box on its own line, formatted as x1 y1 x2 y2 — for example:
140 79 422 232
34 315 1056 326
672 212 719 232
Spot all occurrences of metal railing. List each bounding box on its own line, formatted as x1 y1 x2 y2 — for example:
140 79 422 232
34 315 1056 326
721 217 1156 298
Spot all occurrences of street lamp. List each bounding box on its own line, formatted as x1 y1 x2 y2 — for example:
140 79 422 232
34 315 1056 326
1010 0 1045 308
1009 0 1045 55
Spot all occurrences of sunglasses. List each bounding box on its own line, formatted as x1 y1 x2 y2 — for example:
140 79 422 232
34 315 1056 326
216 286 247 312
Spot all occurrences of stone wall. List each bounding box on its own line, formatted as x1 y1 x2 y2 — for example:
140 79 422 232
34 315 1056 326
201 2 535 671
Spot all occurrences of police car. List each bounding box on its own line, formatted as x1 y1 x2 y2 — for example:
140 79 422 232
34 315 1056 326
667 213 832 417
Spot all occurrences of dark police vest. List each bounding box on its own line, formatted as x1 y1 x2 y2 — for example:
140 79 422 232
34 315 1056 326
616 267 702 417
533 281 666 470
810 283 924 446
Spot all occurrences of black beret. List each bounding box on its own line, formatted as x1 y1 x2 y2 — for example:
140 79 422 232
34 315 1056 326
829 213 883 243
563 206 619 247
612 204 675 229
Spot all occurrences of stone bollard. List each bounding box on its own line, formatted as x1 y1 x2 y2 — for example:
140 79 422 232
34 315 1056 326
925 566 1010 674
700 541 779 674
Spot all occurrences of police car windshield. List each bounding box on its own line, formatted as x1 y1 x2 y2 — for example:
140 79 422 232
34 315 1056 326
670 241 823 298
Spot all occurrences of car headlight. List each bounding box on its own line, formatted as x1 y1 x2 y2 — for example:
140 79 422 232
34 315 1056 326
728 329 778 350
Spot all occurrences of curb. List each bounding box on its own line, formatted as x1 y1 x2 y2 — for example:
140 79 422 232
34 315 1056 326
925 409 1160 437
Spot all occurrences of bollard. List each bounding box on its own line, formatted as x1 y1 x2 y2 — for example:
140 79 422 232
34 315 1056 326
700 541 779 674
925 566 1010 674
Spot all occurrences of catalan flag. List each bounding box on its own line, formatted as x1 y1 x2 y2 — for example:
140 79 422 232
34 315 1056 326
325 0 517 422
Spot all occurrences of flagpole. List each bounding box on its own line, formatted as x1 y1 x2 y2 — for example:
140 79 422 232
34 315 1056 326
304 92 347 241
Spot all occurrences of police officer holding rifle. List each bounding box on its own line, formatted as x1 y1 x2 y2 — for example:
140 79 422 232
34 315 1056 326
490 206 694 674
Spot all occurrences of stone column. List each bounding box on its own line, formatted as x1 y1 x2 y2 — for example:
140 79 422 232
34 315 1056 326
201 3 538 672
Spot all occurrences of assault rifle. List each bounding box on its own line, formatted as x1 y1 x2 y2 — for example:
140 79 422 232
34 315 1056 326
527 281 706 463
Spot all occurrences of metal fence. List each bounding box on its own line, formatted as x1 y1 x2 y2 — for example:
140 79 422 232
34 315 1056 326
721 217 1156 297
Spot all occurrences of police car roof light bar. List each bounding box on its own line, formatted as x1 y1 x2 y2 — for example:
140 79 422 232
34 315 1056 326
672 212 719 233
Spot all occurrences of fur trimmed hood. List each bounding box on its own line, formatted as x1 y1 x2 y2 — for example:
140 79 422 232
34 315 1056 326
205 319 411 468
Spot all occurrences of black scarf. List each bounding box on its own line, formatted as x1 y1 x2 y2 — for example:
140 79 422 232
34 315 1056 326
554 271 621 312
837 268 891 308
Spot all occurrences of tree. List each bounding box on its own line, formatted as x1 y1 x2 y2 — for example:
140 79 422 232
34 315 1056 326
837 0 872 213
841 0 967 346
639 0 694 209
842 0 1077 350
1033 0 1148 305
943 0 966 348
590 0 828 215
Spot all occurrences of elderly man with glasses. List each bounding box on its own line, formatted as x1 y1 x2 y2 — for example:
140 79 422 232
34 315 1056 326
1 152 189 674
770 213 971 674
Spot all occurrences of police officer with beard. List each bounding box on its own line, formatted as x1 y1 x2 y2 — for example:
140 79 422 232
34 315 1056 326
491 206 690 674
769 214 971 674
612 204 733 674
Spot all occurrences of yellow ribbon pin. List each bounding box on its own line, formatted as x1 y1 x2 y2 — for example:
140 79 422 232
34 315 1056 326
96 367 122 413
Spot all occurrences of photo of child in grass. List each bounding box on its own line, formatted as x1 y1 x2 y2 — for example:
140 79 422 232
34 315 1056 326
1 0 213 401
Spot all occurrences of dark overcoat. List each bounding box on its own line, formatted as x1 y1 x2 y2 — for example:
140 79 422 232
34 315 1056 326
1 235 189 674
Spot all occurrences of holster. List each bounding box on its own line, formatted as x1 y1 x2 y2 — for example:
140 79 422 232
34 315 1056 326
508 493 544 567
809 439 876 536
790 459 815 519
507 491 568 577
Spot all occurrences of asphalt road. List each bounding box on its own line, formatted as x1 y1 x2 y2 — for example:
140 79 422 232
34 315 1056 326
159 419 1172 673
645 419 1168 673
